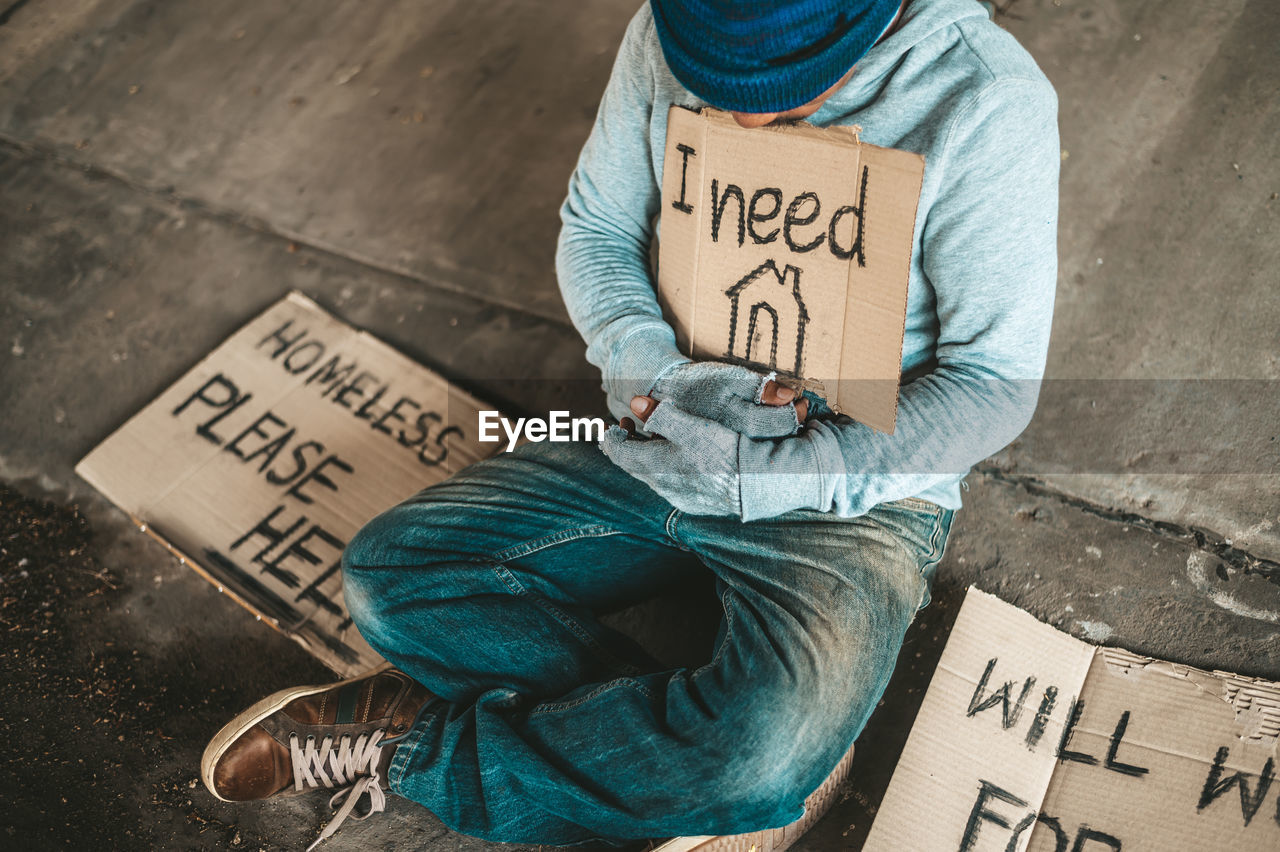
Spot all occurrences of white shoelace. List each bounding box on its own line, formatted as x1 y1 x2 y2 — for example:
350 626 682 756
290 729 388 851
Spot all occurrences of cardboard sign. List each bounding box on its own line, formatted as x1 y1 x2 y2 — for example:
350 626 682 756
76 293 504 675
865 588 1280 851
657 107 924 433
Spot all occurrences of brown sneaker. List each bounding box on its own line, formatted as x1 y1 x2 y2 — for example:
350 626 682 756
201 663 433 849
650 741 857 852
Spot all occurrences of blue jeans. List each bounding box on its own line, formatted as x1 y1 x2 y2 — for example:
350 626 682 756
341 440 954 845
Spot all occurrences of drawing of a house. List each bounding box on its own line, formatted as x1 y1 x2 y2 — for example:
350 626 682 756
724 260 810 378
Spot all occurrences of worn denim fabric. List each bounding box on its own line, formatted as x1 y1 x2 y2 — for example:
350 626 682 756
342 440 954 845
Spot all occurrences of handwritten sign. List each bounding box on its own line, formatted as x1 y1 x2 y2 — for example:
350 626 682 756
657 107 924 433
76 292 503 675
865 588 1280 851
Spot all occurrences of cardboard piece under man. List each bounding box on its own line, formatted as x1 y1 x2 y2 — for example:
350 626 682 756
200 1 1059 849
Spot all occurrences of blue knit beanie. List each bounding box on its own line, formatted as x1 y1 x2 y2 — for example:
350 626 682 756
650 0 900 113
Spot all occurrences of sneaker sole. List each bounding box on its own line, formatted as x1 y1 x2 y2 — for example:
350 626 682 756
200 661 395 802
650 741 856 852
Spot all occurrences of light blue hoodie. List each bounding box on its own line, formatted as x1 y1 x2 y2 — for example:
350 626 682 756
557 0 1059 520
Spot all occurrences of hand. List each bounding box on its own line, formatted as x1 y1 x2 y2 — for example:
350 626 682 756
647 361 808 439
606 399 743 517
605 397 828 521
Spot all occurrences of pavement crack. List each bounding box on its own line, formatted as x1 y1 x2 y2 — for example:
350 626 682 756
975 466 1280 584
0 0 32 27
0 134 577 332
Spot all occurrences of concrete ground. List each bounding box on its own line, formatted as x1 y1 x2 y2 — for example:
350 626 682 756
1 0 1277 849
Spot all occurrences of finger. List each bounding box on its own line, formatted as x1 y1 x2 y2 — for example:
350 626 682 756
600 425 681 474
795 398 809 422
731 397 803 438
629 395 658 423
795 390 833 419
759 379 797 406
654 362 765 405
644 400 738 450
628 397 665 438
620 416 662 441
651 366 799 437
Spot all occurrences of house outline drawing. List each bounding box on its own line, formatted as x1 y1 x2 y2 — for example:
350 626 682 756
723 260 810 378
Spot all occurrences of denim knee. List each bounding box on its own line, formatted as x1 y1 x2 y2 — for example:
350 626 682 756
338 552 384 654
663 688 854 829
664 735 815 830
673 619 889 826
343 503 418 572
340 504 435 650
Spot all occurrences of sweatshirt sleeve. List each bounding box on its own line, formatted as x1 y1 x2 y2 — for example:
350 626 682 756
555 9 689 406
739 78 1061 521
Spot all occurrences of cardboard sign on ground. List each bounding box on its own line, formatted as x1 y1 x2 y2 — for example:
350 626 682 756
77 292 504 675
865 587 1280 851
657 106 924 434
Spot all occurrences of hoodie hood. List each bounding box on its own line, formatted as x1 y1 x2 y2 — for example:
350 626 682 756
810 0 991 122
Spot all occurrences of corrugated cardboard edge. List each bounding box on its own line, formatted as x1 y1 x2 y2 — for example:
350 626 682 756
1098 646 1280 746
67 501 363 669
701 106 864 149
119 508 286 632
74 290 502 674
960 587 1280 748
